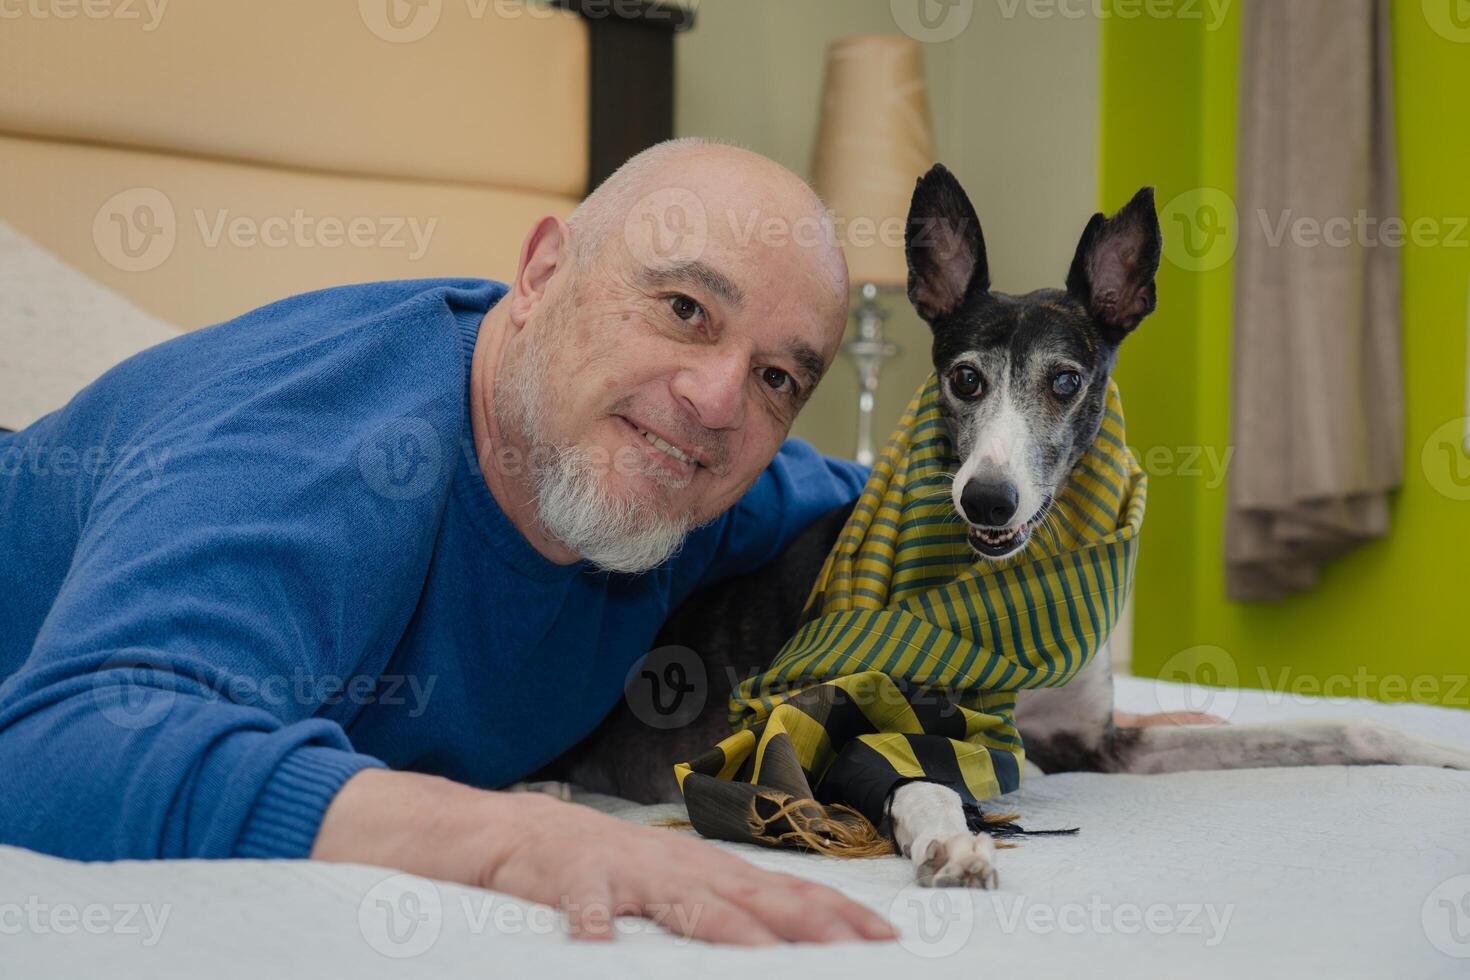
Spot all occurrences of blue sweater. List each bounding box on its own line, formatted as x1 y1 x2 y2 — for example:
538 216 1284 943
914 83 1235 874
0 278 867 862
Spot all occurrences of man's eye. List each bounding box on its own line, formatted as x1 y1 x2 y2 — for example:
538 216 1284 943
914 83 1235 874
760 367 796 396
669 294 704 322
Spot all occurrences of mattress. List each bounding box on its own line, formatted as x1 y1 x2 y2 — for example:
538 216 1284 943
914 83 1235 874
4 675 1468 978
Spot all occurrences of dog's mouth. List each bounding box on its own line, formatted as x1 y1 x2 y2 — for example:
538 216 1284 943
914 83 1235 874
965 498 1052 561
966 520 1034 560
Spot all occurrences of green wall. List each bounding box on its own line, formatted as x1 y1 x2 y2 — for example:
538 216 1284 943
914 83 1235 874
1101 0 1470 706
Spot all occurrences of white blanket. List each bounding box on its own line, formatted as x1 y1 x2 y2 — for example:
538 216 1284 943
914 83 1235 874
4 676 1469 978
0 222 180 431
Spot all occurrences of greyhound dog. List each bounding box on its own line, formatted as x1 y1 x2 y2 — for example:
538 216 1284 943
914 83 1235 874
546 165 1470 889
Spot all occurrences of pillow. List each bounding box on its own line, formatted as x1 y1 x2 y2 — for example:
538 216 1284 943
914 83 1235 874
0 221 181 431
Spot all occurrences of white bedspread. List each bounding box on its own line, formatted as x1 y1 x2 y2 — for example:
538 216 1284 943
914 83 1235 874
5 676 1469 978
0 221 180 432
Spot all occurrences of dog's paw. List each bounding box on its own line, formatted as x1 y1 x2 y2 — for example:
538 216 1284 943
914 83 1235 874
915 832 998 889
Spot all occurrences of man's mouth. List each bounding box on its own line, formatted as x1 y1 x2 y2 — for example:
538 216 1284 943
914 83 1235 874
635 426 695 465
618 417 703 477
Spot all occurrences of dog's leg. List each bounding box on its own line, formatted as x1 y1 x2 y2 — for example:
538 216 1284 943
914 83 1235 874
1108 719 1470 774
1015 645 1118 773
1016 644 1470 774
887 781 998 889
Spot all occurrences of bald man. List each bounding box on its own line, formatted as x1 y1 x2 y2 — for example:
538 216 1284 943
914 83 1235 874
0 140 898 945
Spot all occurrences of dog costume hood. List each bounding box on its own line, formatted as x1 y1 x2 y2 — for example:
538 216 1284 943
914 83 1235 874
674 372 1146 853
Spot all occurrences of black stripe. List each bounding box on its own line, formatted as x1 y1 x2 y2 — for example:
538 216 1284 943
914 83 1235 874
903 734 975 803
897 680 970 741
799 682 881 755
748 730 816 800
684 744 730 779
815 738 904 830
682 774 770 847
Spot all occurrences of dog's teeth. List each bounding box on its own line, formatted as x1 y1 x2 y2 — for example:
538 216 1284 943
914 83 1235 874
972 521 1030 549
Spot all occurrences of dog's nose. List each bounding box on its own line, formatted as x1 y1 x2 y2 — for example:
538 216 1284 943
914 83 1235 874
960 481 1019 527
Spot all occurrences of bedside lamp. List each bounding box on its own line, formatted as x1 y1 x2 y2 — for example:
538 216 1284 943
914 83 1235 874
812 34 934 464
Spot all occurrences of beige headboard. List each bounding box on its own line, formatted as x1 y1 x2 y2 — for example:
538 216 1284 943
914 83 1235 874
0 1 590 330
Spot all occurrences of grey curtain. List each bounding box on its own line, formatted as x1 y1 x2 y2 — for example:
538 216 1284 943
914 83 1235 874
1225 0 1403 601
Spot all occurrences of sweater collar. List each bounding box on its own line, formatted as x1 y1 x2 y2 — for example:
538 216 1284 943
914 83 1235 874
451 291 587 583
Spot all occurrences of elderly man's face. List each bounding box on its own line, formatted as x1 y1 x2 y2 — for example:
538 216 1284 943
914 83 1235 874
498 201 848 569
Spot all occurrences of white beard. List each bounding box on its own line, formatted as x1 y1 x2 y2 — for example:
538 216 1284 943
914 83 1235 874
529 447 695 574
494 311 697 574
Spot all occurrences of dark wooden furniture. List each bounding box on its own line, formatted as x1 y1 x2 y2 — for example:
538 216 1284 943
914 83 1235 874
556 0 696 189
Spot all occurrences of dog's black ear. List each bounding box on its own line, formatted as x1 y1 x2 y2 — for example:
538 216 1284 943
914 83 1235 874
1066 186 1161 341
905 163 989 325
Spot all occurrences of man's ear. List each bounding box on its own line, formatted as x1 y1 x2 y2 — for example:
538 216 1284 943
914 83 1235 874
905 163 989 325
1066 187 1162 342
508 215 570 325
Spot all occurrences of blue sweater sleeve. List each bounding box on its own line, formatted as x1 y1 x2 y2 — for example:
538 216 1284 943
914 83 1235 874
0 290 467 862
671 437 869 604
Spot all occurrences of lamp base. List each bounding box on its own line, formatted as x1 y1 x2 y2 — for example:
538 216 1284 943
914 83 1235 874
843 283 900 466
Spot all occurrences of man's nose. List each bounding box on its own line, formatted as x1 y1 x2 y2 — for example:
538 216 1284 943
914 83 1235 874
670 348 746 431
960 480 1019 527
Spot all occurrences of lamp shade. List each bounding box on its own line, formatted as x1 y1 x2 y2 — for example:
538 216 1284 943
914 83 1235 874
811 34 934 289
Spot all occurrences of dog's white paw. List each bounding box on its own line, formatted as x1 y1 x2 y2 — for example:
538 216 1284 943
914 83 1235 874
915 832 998 889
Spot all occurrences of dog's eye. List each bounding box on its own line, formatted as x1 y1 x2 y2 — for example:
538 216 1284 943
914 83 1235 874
1052 370 1082 398
948 365 984 401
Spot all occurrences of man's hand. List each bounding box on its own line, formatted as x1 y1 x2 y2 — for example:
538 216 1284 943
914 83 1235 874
312 768 898 945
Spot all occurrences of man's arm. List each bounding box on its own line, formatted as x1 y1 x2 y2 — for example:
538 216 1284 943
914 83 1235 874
0 399 432 859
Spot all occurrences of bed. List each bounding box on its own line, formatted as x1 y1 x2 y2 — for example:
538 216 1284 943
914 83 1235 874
3 675 1467 977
